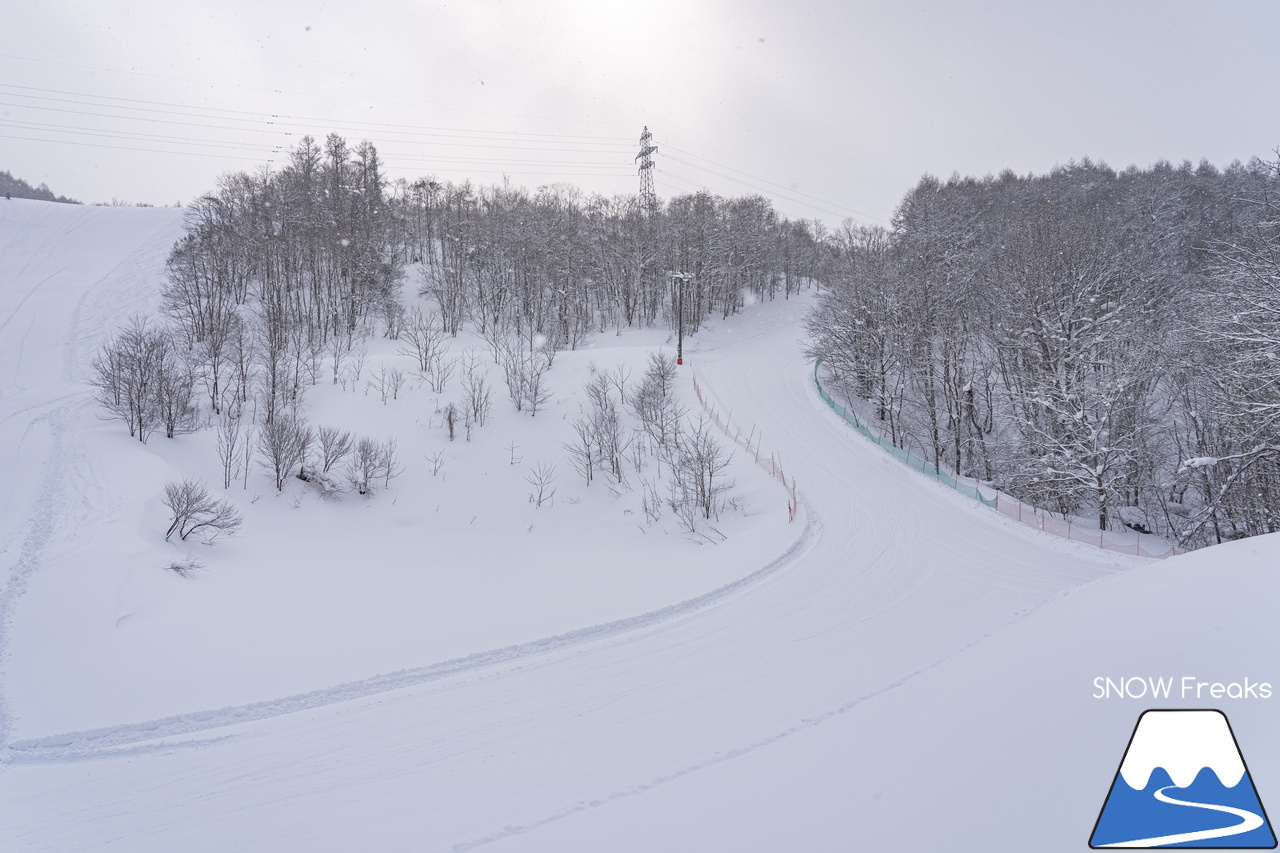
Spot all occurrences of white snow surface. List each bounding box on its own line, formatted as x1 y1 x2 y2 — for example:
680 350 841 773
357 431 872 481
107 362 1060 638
1119 710 1246 789
1 198 1277 851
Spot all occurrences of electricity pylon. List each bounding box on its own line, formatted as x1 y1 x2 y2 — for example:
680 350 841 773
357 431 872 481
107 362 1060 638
636 126 658 215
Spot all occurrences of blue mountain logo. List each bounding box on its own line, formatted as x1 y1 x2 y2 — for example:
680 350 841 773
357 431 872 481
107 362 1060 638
1091 710 1276 848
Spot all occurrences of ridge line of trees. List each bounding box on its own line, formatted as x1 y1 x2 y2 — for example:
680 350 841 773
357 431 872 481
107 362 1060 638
0 169 80 204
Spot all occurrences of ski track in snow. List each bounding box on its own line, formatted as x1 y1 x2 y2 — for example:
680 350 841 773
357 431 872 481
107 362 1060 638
6 511 817 762
0 207 1146 852
0 202 187 755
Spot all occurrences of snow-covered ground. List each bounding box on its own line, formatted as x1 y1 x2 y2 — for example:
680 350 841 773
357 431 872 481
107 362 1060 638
1 198 1276 851
0 198 798 738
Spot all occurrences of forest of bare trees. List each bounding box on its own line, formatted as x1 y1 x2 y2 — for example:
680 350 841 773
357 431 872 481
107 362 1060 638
92 130 1280 549
92 132 818 518
808 156 1280 549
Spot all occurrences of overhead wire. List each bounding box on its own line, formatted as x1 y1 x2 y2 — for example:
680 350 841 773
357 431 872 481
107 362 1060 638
660 155 863 223
0 52 638 130
0 82 634 143
663 142 884 223
0 90 634 155
0 132 280 164
0 127 633 177
0 60 878 222
0 108 632 167
0 119 286 155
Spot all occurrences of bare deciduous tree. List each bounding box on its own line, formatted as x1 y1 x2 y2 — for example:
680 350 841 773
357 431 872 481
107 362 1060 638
378 437 403 487
564 415 597 485
258 414 313 490
669 416 735 521
216 409 250 489
461 351 493 426
343 436 400 494
488 328 553 415
398 306 449 375
629 351 684 452
426 355 457 394
162 478 243 542
154 347 198 439
316 425 353 474
327 330 354 386
346 436 381 495
91 316 181 442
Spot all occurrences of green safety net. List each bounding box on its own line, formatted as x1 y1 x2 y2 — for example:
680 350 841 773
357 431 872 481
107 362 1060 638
812 357 1179 558
813 358 999 508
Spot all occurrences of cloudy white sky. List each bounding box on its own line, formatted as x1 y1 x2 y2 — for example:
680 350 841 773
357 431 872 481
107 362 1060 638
5 0 1279 225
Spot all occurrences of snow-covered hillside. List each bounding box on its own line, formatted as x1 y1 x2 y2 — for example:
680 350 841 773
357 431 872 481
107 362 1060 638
1 198 1276 851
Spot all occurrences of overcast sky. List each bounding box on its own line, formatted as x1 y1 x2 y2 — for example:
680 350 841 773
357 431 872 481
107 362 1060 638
5 0 1280 225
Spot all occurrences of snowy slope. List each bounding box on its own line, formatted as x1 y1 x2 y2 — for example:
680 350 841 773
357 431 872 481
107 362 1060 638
1 201 1276 852
0 198 187 745
0 199 799 740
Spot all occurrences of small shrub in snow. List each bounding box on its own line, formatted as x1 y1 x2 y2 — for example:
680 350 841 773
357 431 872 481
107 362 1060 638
445 403 458 440
164 555 206 577
378 438 404 487
299 466 344 499
426 356 457 394
369 364 405 404
525 462 557 508
162 478 242 542
345 437 401 495
346 437 381 495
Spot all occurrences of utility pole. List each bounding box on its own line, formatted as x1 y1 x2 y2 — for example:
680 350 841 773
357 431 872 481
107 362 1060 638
671 271 692 365
636 126 658 216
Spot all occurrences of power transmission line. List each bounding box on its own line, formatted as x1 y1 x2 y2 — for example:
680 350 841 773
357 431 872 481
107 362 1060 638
0 59 881 221
662 143 884 223
0 89 635 154
0 52 639 130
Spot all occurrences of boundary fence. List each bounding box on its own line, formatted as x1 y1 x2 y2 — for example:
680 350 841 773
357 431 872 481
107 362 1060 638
691 374 799 522
812 358 1178 559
